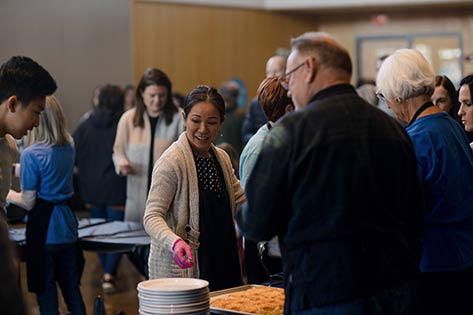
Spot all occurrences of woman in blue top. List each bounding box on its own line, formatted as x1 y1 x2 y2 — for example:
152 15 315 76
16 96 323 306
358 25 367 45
7 96 86 315
377 49 473 314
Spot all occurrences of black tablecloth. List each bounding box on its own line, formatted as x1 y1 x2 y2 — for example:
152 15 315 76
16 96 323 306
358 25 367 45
9 218 150 255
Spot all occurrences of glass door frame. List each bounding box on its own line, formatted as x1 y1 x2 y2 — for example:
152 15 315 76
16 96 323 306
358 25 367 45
355 32 464 85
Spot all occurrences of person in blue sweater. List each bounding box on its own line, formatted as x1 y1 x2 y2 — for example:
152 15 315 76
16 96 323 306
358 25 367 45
377 48 473 314
8 95 86 315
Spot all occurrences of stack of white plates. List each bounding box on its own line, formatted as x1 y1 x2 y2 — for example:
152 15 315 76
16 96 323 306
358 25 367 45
137 278 210 315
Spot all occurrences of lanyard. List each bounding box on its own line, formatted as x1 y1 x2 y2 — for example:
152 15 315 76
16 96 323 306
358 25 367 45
408 101 434 127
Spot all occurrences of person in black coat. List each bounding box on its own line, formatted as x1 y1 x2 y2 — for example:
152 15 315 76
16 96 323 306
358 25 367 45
236 32 424 315
73 84 126 293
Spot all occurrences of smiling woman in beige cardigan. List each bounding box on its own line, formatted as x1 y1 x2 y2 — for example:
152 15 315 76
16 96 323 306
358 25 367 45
144 85 245 291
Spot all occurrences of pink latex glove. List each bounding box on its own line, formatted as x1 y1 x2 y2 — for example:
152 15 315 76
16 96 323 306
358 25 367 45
172 239 195 269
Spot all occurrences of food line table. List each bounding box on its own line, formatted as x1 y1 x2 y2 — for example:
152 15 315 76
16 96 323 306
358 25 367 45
9 218 151 257
10 219 283 315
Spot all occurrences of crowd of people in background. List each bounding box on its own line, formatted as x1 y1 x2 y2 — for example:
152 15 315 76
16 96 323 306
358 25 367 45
3 29 473 315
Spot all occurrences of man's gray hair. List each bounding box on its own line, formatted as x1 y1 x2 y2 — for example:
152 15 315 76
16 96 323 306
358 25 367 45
290 32 352 76
376 49 435 102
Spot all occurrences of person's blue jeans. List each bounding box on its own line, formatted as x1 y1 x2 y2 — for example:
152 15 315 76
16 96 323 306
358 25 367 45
37 243 86 315
89 206 124 276
291 282 419 315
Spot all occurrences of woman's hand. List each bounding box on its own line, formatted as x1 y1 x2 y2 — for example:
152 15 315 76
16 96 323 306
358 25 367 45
172 239 194 269
118 160 134 175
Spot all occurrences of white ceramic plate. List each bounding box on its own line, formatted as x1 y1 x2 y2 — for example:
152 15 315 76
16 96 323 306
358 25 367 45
139 311 208 315
138 278 209 294
138 287 208 297
139 304 209 315
139 299 209 309
138 292 209 305
140 303 209 313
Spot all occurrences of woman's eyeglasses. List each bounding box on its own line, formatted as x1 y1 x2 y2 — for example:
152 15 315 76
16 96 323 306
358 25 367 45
278 61 305 90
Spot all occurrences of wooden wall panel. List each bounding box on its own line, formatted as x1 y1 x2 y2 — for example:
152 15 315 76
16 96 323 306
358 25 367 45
132 1 473 99
132 1 318 102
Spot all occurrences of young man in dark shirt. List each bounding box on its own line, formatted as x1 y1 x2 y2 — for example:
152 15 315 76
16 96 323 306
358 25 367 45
0 55 56 315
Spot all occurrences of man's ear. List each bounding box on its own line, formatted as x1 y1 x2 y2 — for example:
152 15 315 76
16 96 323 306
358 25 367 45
306 57 317 83
6 96 18 112
285 104 295 114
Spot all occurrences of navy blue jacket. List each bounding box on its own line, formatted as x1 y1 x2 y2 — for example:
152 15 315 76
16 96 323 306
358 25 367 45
241 96 267 145
73 107 126 207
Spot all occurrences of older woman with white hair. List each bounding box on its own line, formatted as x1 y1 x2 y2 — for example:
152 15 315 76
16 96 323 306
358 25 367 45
377 48 473 314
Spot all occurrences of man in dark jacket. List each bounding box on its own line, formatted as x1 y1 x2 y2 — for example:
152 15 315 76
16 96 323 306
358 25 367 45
236 32 424 315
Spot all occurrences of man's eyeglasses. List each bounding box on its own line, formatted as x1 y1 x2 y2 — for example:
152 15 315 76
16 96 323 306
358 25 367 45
376 91 386 101
279 61 305 90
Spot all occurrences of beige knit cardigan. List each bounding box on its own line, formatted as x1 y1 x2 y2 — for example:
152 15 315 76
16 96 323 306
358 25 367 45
144 132 246 279
113 108 184 222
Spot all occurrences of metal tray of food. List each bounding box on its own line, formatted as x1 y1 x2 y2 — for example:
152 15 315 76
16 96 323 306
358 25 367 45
209 284 283 315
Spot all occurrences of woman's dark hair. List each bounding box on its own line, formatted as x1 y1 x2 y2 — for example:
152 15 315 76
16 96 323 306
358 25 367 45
460 75 473 100
435 75 459 120
133 68 177 127
183 85 225 122
173 92 185 109
124 84 135 94
98 84 124 120
460 75 473 142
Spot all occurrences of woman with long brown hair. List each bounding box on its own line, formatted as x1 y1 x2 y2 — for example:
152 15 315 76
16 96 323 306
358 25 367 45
113 68 184 224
